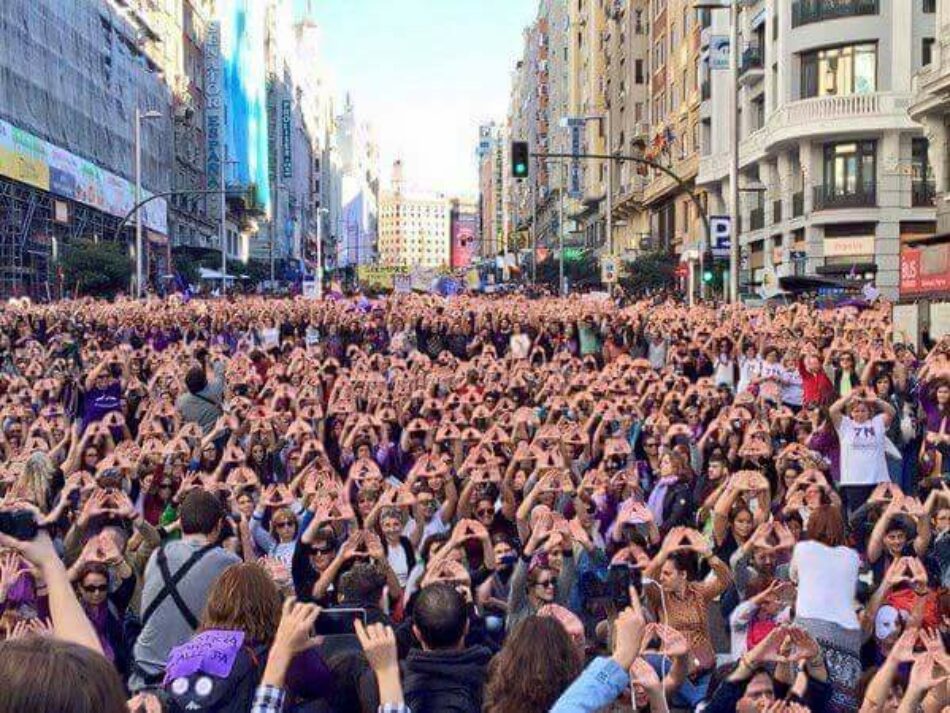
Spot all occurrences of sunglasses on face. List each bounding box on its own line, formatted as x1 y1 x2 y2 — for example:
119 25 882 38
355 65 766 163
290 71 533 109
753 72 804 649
82 583 108 594
274 520 295 529
476 507 494 517
534 578 557 589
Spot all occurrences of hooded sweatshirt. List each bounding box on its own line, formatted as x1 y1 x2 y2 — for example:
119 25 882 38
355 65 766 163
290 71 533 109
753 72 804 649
402 645 492 713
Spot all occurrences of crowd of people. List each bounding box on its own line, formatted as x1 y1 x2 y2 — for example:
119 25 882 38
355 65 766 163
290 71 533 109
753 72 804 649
0 291 946 713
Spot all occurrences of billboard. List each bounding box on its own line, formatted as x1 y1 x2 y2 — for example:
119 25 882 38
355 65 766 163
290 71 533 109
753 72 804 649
900 243 950 297
219 0 271 215
451 211 478 269
0 118 167 234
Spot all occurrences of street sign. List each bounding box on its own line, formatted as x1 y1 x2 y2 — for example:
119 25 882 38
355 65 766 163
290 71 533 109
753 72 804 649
601 256 618 284
710 216 731 258
569 120 582 198
709 35 730 70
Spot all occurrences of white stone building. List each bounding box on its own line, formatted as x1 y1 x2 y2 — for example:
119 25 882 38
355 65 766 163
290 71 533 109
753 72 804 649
698 0 937 299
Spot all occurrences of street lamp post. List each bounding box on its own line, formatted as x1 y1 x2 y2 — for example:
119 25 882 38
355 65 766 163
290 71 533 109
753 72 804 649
316 207 329 299
134 108 161 299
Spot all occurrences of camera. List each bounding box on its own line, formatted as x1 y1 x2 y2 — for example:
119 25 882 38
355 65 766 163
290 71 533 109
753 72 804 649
0 510 39 540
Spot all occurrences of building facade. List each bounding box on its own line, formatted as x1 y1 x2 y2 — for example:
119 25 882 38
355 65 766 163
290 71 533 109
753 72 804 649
641 0 704 258
907 0 949 305
477 122 508 258
606 0 651 255
698 0 936 299
378 161 451 269
450 197 479 269
336 95 380 268
0 0 174 297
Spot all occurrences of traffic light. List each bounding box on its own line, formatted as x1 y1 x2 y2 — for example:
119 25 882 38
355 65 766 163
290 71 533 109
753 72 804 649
702 270 714 283
511 141 529 179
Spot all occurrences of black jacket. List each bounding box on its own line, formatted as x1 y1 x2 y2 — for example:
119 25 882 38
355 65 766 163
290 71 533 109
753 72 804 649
402 645 492 713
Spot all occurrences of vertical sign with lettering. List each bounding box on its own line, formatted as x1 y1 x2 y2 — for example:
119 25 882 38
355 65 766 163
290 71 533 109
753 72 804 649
205 21 222 220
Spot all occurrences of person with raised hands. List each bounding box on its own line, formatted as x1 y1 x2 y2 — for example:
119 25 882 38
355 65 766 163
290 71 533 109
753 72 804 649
641 525 732 698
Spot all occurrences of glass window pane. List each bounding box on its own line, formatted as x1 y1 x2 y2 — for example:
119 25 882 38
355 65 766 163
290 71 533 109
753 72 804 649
854 46 876 93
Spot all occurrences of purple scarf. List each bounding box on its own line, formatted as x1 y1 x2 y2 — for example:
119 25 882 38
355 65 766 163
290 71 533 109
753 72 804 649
85 603 115 662
646 476 678 525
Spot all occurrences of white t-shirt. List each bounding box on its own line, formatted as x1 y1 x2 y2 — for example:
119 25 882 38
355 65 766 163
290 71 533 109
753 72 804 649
387 542 410 587
509 333 531 360
737 356 762 393
837 414 889 486
781 367 803 407
791 540 860 630
403 512 449 553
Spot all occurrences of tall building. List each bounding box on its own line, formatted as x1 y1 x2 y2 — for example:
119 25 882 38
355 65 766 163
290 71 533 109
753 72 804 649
907 0 948 303
641 0 704 258
606 0 651 255
476 123 508 258
336 95 380 268
567 0 610 247
0 0 173 297
155 0 219 256
378 161 451 269
698 0 936 299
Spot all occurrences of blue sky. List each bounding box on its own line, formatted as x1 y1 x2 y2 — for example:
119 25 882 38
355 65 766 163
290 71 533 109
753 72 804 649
296 0 536 196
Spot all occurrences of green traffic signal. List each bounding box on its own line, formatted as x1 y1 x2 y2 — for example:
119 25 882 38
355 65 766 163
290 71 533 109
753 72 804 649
511 141 529 178
702 270 714 283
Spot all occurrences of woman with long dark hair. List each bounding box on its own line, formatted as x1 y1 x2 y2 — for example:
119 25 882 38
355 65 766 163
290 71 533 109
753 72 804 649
483 616 583 713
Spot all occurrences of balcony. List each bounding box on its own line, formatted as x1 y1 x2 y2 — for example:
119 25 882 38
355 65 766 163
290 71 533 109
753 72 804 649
912 179 936 207
772 199 782 224
791 0 879 28
792 191 804 217
739 46 764 87
749 206 765 231
812 184 877 210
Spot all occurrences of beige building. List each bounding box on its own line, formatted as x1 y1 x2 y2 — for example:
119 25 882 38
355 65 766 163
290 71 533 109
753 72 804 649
378 161 451 269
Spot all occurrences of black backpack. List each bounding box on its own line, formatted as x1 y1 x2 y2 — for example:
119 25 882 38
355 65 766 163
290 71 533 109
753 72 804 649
162 643 266 713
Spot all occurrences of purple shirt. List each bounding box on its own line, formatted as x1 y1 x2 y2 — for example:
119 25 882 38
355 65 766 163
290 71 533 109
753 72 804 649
82 382 121 428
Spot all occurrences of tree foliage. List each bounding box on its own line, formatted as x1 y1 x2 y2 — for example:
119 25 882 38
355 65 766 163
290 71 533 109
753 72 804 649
535 251 601 290
60 239 132 299
619 251 677 295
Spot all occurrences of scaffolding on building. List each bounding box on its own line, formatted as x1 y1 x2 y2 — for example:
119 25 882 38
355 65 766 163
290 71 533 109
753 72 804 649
0 177 128 299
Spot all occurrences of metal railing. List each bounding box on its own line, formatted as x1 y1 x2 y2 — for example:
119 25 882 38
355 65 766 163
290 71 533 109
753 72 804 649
912 180 936 207
792 0 879 28
740 46 763 75
812 184 876 210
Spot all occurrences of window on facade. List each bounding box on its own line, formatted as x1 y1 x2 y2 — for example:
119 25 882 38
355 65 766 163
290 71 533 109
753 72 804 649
912 138 931 181
682 69 689 101
923 38 935 67
635 59 644 84
823 141 876 194
801 43 876 98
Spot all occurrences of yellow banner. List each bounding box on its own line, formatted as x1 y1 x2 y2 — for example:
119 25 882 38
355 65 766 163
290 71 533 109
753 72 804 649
0 145 49 190
357 265 406 289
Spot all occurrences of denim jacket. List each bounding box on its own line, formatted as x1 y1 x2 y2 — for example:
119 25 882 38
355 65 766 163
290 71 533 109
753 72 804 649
550 657 629 713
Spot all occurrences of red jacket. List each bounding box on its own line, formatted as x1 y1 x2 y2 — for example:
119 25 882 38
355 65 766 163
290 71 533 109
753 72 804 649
798 359 834 406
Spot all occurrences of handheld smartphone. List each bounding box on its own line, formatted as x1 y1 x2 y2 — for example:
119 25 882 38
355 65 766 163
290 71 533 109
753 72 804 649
0 510 39 541
313 607 368 636
606 564 642 608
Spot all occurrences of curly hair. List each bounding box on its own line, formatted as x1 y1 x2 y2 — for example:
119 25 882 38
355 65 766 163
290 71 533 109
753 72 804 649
483 616 583 713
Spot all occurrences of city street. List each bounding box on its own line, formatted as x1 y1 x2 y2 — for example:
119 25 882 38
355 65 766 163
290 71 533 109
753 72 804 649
0 2 948 713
